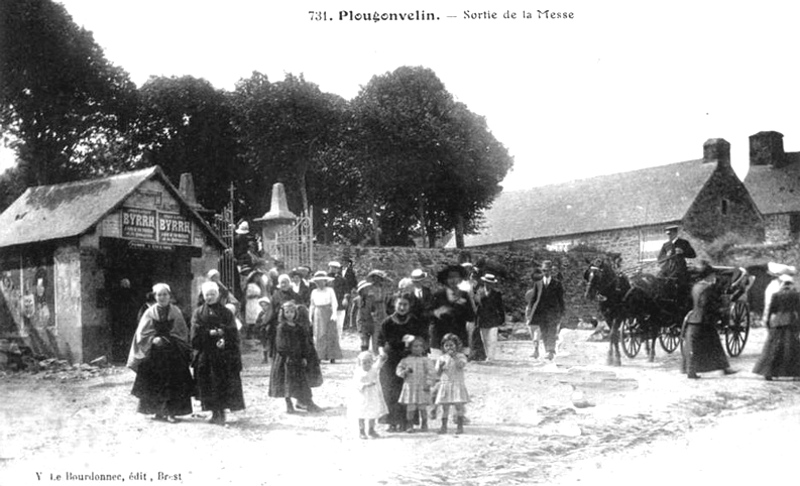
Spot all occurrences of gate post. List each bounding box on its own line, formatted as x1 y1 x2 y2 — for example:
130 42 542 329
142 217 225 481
254 183 297 267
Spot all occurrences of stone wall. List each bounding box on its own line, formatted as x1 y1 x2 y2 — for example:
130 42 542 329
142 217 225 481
54 243 81 363
313 245 616 326
683 164 765 243
80 246 110 363
764 214 791 245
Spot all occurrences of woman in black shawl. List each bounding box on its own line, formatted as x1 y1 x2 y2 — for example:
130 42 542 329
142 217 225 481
128 283 194 423
191 281 246 425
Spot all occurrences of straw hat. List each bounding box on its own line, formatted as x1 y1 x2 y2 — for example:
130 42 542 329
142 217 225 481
410 269 427 282
235 221 250 235
310 270 334 283
481 273 499 284
356 280 372 293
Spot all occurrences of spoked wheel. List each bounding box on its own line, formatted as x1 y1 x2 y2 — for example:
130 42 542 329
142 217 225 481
621 317 642 358
659 323 682 354
725 300 750 357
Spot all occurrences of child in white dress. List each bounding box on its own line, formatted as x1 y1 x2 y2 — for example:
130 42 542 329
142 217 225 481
434 333 470 435
349 351 388 439
396 336 433 433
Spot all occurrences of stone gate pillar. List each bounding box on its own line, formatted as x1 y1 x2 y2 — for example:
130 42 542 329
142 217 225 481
254 183 297 263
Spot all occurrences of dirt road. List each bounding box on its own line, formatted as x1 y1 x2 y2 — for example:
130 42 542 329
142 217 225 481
1 327 798 486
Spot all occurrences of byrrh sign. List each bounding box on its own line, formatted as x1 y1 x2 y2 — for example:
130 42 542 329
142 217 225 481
121 208 193 245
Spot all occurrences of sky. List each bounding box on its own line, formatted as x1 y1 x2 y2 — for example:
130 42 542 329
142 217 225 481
4 0 800 192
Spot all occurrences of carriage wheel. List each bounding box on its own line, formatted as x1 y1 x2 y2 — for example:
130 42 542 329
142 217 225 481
725 300 750 357
621 317 642 358
659 323 681 354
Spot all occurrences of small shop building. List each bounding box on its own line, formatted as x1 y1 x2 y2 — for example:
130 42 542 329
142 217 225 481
0 166 226 364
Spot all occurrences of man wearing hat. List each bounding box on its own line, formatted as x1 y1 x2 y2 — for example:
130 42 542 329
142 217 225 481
234 221 254 263
529 261 565 361
328 261 348 337
341 258 358 331
657 225 696 302
408 269 434 325
475 274 505 361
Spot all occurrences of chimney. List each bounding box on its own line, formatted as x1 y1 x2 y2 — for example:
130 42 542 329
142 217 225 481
703 138 730 167
178 173 201 209
749 131 786 168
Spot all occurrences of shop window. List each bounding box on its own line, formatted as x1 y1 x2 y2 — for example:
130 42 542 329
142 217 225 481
639 228 667 262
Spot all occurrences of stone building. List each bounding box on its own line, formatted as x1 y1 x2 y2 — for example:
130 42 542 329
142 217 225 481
448 138 765 272
0 167 225 364
743 131 800 244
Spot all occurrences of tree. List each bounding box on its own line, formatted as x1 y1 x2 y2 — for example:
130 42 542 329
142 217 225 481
350 66 513 247
0 165 27 212
133 75 241 211
0 0 138 187
231 72 347 223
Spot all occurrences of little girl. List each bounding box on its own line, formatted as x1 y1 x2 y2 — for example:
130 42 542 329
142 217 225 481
349 351 388 439
434 333 470 435
396 336 433 433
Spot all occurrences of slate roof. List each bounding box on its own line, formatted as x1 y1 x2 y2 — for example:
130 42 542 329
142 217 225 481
0 166 226 249
743 153 800 215
452 158 721 248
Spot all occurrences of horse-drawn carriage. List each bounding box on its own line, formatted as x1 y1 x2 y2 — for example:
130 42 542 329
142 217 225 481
620 265 752 359
584 259 754 366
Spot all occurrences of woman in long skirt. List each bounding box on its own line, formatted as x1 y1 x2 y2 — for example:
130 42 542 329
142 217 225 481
128 283 194 422
753 275 800 380
377 293 428 432
269 300 323 413
309 271 343 363
191 281 246 425
681 266 737 379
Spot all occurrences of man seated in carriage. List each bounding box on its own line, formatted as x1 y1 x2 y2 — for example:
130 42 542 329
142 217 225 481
657 225 696 305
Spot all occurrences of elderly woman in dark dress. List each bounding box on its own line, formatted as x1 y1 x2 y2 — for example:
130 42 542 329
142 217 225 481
191 281 246 425
377 293 428 432
128 283 194 423
753 275 800 381
681 265 738 379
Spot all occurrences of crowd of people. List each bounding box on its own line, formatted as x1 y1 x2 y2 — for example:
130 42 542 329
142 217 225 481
124 225 800 433
126 256 520 433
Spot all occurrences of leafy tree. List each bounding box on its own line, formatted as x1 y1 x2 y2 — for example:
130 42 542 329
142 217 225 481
350 66 513 247
231 72 347 225
0 0 138 186
133 75 240 211
0 165 27 211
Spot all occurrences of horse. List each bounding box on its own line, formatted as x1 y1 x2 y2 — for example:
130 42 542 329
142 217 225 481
583 258 632 366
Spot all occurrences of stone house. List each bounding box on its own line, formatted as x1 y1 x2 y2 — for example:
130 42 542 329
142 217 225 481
0 167 225 364
743 131 800 244
448 138 765 273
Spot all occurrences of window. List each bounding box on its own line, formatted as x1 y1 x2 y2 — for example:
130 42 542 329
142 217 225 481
639 228 667 262
721 198 730 215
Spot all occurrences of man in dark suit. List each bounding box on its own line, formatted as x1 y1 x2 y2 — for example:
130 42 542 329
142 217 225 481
531 261 565 361
409 269 434 328
657 225 697 302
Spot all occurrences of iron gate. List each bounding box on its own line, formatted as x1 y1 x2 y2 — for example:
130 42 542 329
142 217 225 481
212 201 236 291
267 208 313 270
